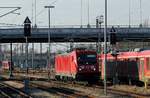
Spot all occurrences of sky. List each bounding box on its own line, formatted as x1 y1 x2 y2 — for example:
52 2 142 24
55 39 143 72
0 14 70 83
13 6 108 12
0 0 150 53
0 0 150 27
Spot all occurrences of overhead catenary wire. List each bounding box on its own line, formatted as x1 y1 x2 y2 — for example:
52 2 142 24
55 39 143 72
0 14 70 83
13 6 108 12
0 7 21 18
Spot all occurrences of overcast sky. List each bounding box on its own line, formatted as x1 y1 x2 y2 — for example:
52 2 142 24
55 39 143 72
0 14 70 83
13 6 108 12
0 0 150 27
1 0 150 52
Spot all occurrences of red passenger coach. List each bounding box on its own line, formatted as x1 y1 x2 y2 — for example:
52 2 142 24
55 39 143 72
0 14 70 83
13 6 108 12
100 50 150 88
100 51 139 80
55 49 100 81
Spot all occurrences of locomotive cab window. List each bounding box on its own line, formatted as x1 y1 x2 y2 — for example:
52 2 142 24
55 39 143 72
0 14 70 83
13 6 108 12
77 54 97 65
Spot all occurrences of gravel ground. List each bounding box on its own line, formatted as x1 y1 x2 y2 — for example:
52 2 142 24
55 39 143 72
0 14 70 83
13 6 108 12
1 80 137 98
30 87 60 98
110 85 150 95
31 81 125 98
2 73 150 97
2 81 60 98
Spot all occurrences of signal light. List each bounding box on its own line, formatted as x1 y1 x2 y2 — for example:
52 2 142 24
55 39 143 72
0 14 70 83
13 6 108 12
110 33 116 45
110 26 116 45
24 24 31 37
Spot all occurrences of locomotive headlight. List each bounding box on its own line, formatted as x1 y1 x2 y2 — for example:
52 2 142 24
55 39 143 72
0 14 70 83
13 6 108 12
79 68 82 71
81 66 84 69
93 68 96 71
79 66 85 71
91 66 96 71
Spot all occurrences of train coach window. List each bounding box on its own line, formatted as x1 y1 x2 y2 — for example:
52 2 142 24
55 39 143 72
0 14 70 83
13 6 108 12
140 60 144 66
147 58 150 70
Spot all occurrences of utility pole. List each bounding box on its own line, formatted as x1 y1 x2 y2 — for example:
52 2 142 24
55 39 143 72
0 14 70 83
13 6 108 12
44 5 55 80
34 0 37 27
96 15 104 53
129 0 131 28
104 0 107 95
80 0 83 28
32 43 34 69
87 0 90 28
21 43 24 68
9 43 13 79
140 0 142 26
40 43 42 69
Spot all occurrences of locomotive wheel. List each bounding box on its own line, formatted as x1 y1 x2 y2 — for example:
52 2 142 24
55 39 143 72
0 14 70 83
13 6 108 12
129 79 132 85
137 81 144 87
63 76 67 82
68 77 73 81
55 75 60 81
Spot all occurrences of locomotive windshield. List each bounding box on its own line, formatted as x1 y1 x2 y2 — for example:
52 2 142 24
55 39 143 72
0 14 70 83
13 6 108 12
77 54 97 65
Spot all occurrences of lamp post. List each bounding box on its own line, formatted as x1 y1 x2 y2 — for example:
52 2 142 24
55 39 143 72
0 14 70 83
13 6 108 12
9 43 13 78
104 0 107 95
44 5 55 80
87 0 90 28
140 0 142 27
96 15 104 53
80 0 83 28
129 0 131 28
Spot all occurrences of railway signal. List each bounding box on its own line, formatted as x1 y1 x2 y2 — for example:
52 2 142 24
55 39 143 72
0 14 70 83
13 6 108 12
23 16 31 94
110 26 116 45
24 17 31 37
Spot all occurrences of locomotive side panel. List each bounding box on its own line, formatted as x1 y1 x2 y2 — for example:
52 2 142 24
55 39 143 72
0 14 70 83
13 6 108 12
55 51 78 79
70 52 78 78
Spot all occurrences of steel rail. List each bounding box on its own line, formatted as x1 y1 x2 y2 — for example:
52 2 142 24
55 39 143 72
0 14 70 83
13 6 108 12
0 83 32 98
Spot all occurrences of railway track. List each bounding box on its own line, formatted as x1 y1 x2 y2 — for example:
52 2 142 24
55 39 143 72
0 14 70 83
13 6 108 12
0 82 32 98
2 73 150 98
45 80 150 98
29 81 94 98
12 80 94 98
90 84 150 98
107 87 150 98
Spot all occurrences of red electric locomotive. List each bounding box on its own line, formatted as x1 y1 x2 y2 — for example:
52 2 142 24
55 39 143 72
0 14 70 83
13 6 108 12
55 49 100 81
1 61 13 70
100 50 150 88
